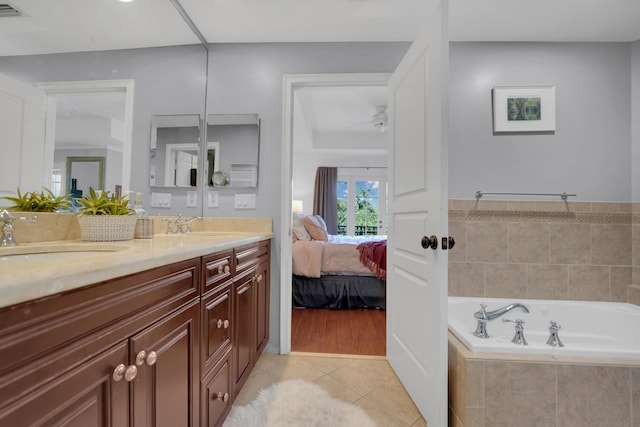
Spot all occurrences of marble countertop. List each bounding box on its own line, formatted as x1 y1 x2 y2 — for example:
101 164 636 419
0 230 273 309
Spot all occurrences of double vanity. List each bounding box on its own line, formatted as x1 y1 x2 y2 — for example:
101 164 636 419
0 217 272 427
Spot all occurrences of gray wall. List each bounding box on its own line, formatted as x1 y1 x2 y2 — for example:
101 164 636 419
449 42 633 202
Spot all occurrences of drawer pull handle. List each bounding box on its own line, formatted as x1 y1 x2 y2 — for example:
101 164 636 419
215 392 230 402
113 364 137 382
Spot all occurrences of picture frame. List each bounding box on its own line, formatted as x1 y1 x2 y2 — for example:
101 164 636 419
492 85 556 132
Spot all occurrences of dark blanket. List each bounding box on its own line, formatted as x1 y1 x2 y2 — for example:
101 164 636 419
356 240 386 280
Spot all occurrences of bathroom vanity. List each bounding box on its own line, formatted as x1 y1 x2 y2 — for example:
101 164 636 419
0 225 272 427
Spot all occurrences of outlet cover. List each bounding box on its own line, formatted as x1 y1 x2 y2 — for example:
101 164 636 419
207 191 219 208
151 192 171 208
234 193 256 209
186 191 197 207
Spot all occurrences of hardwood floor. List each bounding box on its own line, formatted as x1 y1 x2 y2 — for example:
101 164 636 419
291 308 386 356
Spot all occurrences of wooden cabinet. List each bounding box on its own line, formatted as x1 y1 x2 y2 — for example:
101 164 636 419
0 238 270 427
0 258 200 427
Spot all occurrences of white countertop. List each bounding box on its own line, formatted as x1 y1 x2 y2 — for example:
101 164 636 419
0 231 273 309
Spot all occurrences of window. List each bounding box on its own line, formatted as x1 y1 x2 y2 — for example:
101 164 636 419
337 169 387 236
51 168 62 197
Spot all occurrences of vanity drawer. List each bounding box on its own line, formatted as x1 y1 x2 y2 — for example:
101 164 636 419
235 241 269 275
203 250 233 294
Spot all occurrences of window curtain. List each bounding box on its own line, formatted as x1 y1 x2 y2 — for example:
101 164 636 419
312 167 338 235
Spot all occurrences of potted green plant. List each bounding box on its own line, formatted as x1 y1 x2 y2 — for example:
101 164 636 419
1 187 71 212
76 187 137 241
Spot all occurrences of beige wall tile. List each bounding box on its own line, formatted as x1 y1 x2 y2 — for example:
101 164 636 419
449 262 485 297
568 266 610 301
466 361 484 409
526 264 569 300
508 222 550 263
449 221 467 262
592 224 632 266
633 224 640 268
628 284 640 306
464 407 484 427
484 362 556 427
591 202 625 213
557 365 631 427
466 222 509 263
485 264 526 298
611 266 633 302
633 369 640 427
549 223 591 265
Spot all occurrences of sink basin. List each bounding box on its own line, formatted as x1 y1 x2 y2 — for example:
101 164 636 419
0 243 128 258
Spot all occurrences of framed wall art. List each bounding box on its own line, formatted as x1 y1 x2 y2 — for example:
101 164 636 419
492 85 556 132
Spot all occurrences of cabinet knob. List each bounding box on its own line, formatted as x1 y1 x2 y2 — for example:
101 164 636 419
217 265 230 274
145 350 158 366
135 350 147 366
224 265 230 274
113 364 137 382
214 392 230 402
223 319 229 329
217 265 223 274
217 319 223 328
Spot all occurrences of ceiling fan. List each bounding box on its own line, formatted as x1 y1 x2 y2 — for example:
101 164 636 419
348 105 388 132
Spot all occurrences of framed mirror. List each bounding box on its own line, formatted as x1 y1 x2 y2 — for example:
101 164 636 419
149 114 201 188
65 156 105 198
206 114 260 188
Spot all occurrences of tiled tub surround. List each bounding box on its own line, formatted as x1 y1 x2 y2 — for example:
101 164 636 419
448 332 640 427
449 200 637 303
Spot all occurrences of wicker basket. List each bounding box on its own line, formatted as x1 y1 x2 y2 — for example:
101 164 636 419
77 215 137 242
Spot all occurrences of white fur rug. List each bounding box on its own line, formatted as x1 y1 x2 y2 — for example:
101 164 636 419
223 379 377 427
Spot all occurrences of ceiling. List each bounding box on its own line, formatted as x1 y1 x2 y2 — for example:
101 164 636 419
2 0 639 144
1 0 639 58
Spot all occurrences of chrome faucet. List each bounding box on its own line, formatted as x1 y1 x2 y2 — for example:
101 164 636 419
547 321 564 347
473 303 530 338
1 209 37 246
164 214 202 234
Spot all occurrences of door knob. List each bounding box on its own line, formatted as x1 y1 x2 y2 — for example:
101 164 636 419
421 235 438 250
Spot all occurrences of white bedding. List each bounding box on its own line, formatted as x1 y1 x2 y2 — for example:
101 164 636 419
292 235 387 278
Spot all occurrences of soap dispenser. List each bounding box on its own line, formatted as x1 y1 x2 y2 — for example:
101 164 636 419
132 192 152 238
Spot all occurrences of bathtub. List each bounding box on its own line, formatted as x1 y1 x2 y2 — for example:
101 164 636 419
448 296 640 360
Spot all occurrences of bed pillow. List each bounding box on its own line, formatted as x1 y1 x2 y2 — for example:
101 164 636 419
292 213 312 241
303 215 329 241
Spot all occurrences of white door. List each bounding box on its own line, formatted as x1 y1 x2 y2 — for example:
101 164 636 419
0 72 46 202
386 2 449 426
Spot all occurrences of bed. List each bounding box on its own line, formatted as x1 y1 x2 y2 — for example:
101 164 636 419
291 214 387 309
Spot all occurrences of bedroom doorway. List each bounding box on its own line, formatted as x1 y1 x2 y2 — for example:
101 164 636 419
281 73 391 356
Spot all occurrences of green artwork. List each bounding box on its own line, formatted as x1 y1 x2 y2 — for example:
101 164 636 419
507 97 541 121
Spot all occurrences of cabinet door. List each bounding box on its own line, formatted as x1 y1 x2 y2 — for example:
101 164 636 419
254 259 270 356
0 341 129 427
130 301 200 427
201 348 232 427
232 273 254 393
202 283 232 370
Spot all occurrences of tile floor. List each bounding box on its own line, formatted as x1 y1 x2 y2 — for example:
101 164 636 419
233 352 428 426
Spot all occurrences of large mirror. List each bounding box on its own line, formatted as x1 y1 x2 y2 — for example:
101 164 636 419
206 114 260 189
0 1 207 214
149 114 202 188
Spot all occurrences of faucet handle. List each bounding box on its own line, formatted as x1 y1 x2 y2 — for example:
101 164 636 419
547 320 564 347
503 318 528 345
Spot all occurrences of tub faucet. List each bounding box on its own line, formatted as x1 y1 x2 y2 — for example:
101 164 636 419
547 321 564 347
473 303 530 338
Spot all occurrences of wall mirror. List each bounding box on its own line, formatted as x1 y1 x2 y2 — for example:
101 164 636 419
206 114 260 188
149 114 202 188
65 156 105 197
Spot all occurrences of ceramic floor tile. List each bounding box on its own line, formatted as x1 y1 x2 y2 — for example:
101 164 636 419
233 353 428 426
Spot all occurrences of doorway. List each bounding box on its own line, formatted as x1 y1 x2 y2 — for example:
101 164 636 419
280 73 391 356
